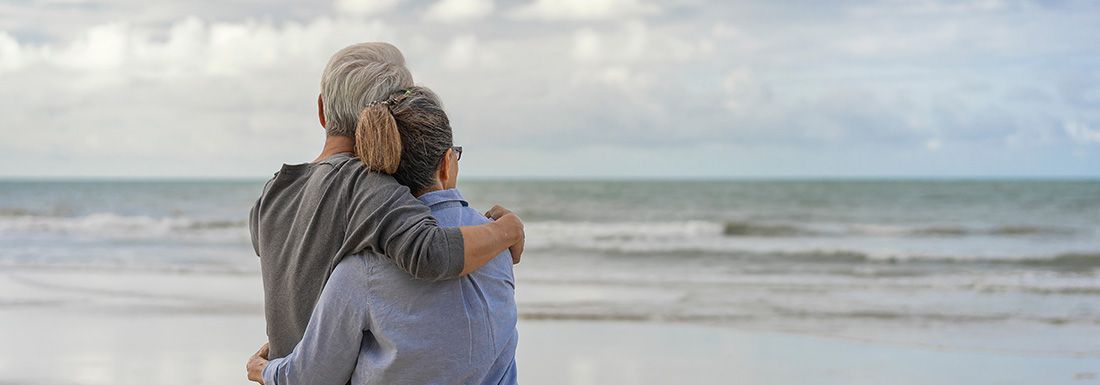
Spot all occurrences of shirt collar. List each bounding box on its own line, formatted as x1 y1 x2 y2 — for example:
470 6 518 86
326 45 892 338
418 188 469 209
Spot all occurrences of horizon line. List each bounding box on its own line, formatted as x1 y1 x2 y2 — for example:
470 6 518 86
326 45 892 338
1 175 1099 182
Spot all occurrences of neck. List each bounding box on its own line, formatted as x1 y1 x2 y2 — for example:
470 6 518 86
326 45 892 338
315 135 355 162
415 187 443 197
415 181 447 197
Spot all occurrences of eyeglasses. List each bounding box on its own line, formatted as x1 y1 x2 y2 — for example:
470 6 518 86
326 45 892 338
451 146 463 161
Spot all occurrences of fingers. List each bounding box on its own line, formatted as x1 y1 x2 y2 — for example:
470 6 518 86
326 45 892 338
507 217 524 264
510 235 524 264
510 239 523 265
255 342 270 359
247 342 270 384
484 204 512 220
485 205 525 264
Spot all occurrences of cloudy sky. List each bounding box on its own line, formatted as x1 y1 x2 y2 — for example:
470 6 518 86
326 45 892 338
1 0 1098 178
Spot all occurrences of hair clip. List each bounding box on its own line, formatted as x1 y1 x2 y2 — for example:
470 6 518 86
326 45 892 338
365 89 413 109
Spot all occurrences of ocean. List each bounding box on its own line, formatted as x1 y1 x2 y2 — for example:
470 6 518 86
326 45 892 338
2 179 1099 354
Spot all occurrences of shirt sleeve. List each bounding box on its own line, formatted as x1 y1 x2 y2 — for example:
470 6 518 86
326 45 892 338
263 257 371 385
340 172 465 281
249 198 261 258
249 177 275 258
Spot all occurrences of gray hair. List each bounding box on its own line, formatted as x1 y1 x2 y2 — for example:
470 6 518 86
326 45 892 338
355 86 452 195
320 42 414 137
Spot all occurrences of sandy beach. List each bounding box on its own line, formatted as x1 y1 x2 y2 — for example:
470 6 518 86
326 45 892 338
2 267 1096 385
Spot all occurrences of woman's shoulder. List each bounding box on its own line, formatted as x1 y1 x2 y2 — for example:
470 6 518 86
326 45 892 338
455 205 493 226
328 254 374 290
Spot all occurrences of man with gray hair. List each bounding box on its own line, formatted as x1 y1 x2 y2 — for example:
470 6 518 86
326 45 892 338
247 42 525 368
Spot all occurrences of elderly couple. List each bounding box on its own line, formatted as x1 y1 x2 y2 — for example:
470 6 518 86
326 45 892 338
245 42 525 385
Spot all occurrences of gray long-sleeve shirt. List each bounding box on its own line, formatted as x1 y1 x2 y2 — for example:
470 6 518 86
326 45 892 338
249 152 465 358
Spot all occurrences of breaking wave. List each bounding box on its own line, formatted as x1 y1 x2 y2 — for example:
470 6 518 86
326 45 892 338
0 213 248 240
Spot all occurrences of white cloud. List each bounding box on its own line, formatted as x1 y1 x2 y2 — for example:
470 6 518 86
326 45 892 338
441 34 498 71
1065 121 1100 145
620 21 647 61
711 22 741 40
899 0 1009 14
443 35 476 70
0 32 26 72
722 68 768 112
834 24 963 57
510 0 659 21
424 0 494 22
851 0 1011 17
565 21 651 65
1 0 1099 177
571 28 601 62
723 69 751 93
0 16 404 176
925 138 943 151
595 65 650 91
334 0 403 16
709 23 766 53
55 23 132 71
0 17 394 78
566 21 708 65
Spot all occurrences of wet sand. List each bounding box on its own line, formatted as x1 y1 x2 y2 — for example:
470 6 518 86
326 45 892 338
0 268 1096 385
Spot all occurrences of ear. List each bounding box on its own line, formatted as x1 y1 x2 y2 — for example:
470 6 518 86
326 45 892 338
317 94 327 129
437 148 453 185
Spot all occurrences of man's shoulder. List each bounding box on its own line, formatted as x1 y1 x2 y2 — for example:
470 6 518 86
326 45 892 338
261 156 407 201
316 155 390 182
331 160 407 196
267 154 396 182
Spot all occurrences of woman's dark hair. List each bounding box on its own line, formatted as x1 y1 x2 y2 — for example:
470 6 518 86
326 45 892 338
354 86 453 194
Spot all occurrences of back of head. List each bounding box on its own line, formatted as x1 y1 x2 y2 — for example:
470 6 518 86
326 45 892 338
355 87 452 194
321 42 414 137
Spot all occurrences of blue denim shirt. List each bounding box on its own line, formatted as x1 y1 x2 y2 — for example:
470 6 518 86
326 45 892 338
264 188 518 385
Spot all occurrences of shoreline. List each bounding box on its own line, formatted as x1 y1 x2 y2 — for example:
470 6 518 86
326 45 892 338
2 268 1098 384
1 308 1095 385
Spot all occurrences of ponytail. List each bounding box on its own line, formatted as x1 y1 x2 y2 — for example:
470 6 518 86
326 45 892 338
354 103 403 174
